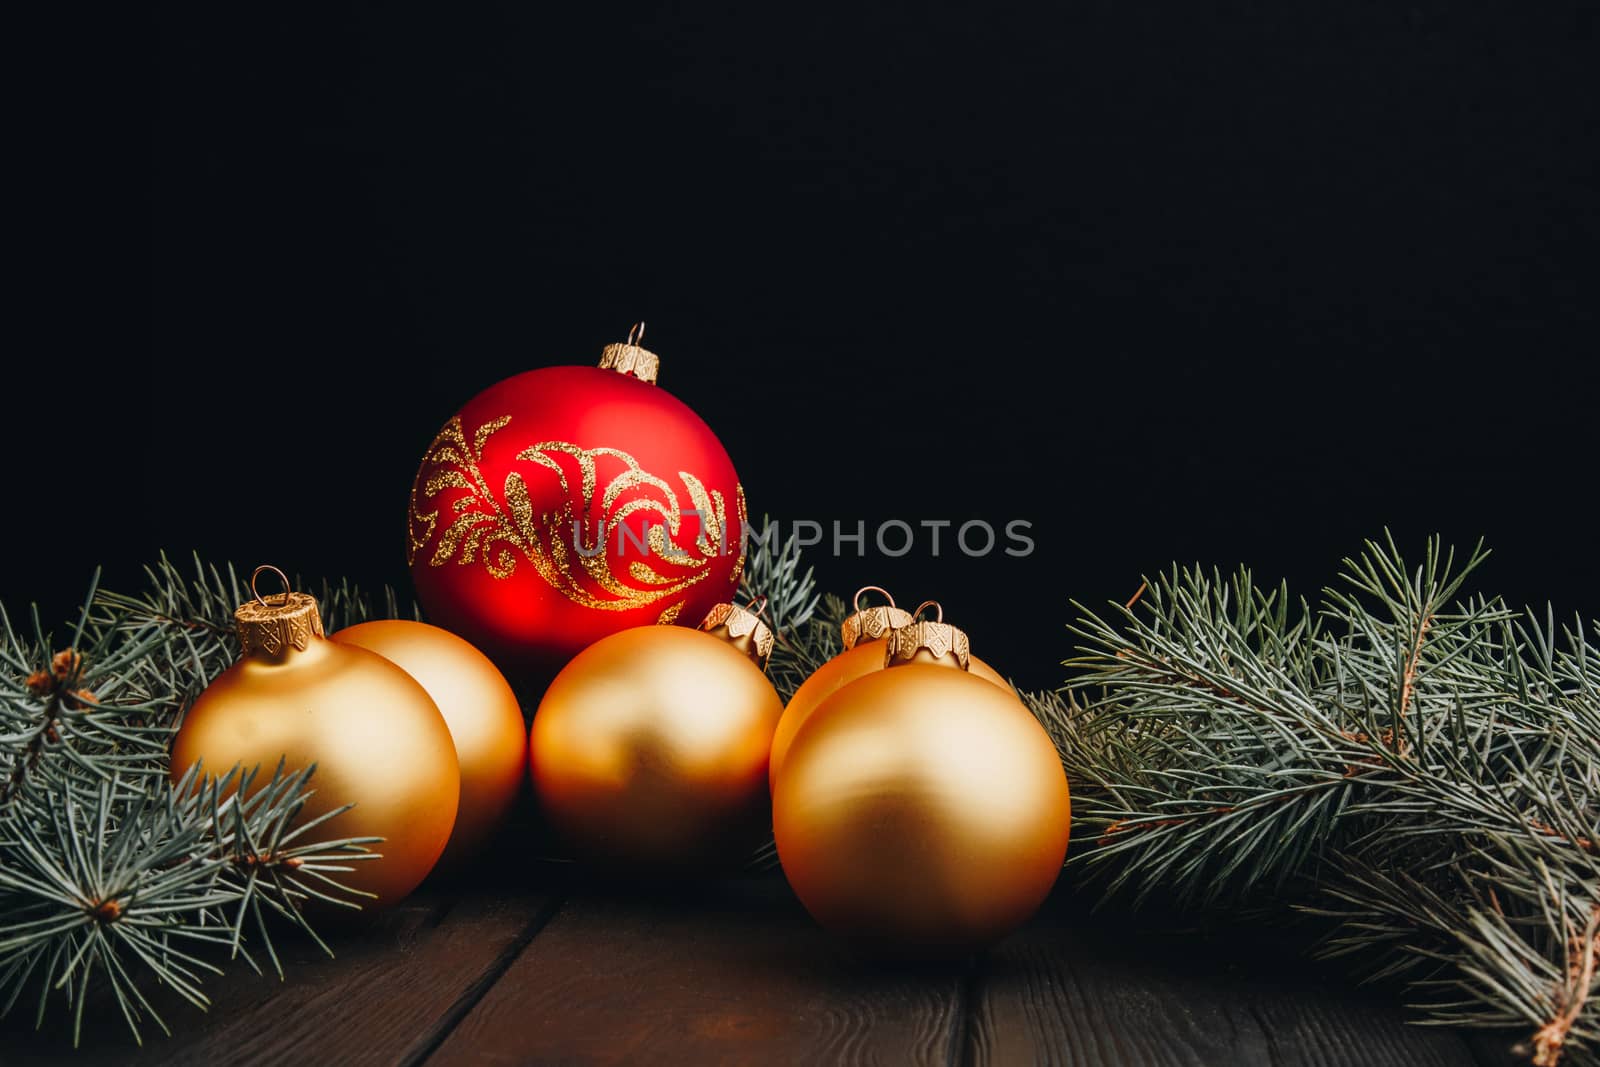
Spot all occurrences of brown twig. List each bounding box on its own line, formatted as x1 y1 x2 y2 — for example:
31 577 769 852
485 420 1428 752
1103 809 1235 839
1531 821 1597 855
1394 614 1433 759
1338 728 1400 776
236 851 305 869
1114 649 1252 707
4 649 88 809
1098 778 1348 843
0 738 43 808
1532 901 1600 1066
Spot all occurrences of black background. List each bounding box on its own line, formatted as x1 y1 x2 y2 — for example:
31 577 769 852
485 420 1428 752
12 2 1597 690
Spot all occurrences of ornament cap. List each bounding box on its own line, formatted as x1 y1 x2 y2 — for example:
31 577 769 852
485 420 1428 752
597 322 659 384
840 586 915 650
234 565 325 659
698 596 775 668
884 601 970 671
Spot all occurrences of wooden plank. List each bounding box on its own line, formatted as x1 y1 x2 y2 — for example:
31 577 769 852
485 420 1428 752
2 882 561 1066
3 874 1535 1066
967 895 1480 1067
426 877 965 1066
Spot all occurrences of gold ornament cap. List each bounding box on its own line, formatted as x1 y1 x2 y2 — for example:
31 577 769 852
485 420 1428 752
884 601 970 671
840 586 915 650
597 321 659 385
234 565 325 658
698 595 775 668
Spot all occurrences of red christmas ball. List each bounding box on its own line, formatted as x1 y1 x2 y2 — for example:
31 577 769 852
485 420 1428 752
407 333 746 683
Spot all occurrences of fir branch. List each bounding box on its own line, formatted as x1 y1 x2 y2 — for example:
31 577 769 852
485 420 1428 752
738 518 839 704
1029 533 1600 1064
738 516 821 640
0 558 400 1045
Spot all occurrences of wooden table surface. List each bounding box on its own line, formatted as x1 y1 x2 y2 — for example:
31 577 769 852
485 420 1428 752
4 864 1527 1066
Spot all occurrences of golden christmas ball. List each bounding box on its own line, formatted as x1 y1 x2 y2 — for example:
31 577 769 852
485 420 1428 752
170 569 460 906
769 591 1011 789
528 602 782 868
331 619 526 869
773 616 1070 956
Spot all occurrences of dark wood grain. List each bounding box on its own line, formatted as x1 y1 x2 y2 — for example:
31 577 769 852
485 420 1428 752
1 873 1540 1066
2 882 560 1067
967 897 1480 1067
426 877 965 1066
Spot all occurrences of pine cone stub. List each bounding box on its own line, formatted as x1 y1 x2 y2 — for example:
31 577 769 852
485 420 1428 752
87 898 123 923
50 649 82 680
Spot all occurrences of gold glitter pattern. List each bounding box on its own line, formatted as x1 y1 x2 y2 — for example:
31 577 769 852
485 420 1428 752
234 593 325 658
409 415 742 612
730 483 748 590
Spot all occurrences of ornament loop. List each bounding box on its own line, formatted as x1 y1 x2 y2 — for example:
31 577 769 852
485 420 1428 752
911 600 944 624
250 565 293 607
745 594 769 617
234 581 325 659
841 588 915 650
598 326 660 384
852 585 897 614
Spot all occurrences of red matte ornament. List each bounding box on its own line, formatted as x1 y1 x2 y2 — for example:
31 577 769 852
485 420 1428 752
407 328 746 682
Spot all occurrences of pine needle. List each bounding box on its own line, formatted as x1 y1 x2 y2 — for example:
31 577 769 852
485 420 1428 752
1027 533 1600 1065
